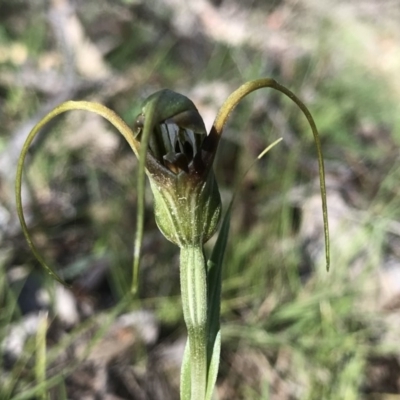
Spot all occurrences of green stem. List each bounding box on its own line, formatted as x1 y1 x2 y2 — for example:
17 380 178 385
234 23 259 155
180 245 208 400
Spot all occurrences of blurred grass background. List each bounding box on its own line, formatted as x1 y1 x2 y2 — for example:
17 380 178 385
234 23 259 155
1 0 400 399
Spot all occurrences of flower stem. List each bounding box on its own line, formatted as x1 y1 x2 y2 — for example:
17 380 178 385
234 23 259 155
180 245 208 400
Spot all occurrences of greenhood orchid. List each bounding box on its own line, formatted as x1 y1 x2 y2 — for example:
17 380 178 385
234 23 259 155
16 78 329 400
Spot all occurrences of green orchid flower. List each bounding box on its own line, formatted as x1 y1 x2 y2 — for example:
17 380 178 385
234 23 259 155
15 78 329 400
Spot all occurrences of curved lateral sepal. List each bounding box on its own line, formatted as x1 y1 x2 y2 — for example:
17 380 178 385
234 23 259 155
212 78 330 271
15 101 140 286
